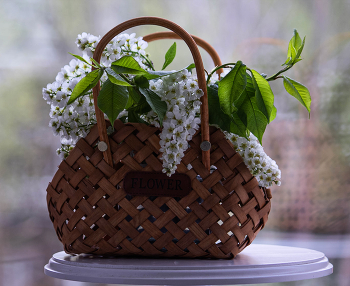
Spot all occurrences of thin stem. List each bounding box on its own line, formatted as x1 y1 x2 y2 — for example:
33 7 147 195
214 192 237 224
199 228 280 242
143 54 155 71
77 122 96 128
119 73 134 85
206 63 236 84
266 65 292 81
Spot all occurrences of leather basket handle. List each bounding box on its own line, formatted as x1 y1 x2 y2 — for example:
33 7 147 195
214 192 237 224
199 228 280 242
92 17 211 170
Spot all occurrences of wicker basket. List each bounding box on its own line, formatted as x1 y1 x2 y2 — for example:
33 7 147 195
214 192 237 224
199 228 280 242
46 17 271 259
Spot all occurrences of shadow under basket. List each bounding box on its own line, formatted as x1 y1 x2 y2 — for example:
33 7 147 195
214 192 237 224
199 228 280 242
46 120 271 259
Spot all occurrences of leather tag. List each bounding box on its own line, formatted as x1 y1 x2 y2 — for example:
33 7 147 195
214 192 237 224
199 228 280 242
124 171 191 198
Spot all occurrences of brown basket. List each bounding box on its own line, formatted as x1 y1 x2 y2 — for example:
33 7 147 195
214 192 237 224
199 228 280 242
46 17 271 259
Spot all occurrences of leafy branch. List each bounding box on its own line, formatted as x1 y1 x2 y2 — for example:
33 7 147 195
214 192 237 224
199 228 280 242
67 29 311 145
67 43 180 126
207 29 311 143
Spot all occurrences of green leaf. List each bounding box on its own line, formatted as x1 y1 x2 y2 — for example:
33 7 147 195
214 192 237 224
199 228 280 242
127 86 141 104
126 88 151 121
162 42 176 70
230 113 249 138
236 91 267 144
143 64 196 80
251 70 274 123
125 92 134 109
68 69 103 104
234 73 254 108
90 57 102 69
283 76 311 115
69 53 91 66
218 61 247 115
245 73 255 93
295 36 306 60
207 85 247 137
143 70 174 79
128 93 152 114
283 29 305 66
97 79 129 125
105 68 132 86
134 75 149 88
284 39 296 66
128 110 149 124
111 56 147 75
139 88 167 125
186 63 196 72
292 29 302 51
270 105 277 122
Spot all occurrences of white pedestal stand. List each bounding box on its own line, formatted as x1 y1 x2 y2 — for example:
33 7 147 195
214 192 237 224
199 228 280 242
44 244 333 285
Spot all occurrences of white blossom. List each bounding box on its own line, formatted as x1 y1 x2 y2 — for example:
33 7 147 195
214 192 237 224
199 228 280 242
44 32 280 187
43 32 149 157
225 132 281 187
143 69 203 176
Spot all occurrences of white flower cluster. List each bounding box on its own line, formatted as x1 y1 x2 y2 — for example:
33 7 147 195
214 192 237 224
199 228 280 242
144 70 203 176
226 132 281 187
43 32 281 187
42 33 149 159
75 32 148 68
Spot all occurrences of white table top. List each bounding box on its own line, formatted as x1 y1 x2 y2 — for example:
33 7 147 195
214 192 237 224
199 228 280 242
44 244 333 285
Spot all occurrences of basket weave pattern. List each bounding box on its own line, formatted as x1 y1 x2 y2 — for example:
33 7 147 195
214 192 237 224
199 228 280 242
47 120 271 259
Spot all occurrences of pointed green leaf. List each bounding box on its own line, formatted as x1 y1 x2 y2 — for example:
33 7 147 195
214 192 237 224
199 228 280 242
295 36 305 60
186 63 196 72
127 86 141 104
90 57 102 69
234 72 254 108
97 79 129 125
134 75 149 88
128 94 152 114
230 113 249 138
218 61 247 115
251 70 274 123
126 88 152 117
125 92 134 109
235 80 268 144
283 76 311 115
68 69 103 104
292 29 302 51
284 30 305 66
128 110 149 124
69 53 91 66
143 64 196 80
139 88 167 125
111 56 147 74
237 92 267 144
105 68 132 86
162 42 176 70
143 70 175 79
284 39 297 66
270 105 277 122
207 85 247 138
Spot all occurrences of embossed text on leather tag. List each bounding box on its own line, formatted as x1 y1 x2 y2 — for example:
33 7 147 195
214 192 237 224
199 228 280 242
124 171 191 197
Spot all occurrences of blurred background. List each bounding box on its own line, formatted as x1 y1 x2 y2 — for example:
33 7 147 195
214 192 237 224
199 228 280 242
0 0 349 285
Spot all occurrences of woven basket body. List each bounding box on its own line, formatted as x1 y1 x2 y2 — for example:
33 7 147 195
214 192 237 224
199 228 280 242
47 120 271 258
46 17 271 259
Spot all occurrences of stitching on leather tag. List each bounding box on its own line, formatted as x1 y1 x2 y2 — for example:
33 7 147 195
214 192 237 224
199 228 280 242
124 171 191 198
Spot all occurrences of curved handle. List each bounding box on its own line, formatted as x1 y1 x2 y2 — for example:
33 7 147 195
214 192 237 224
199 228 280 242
92 17 210 170
143 32 223 76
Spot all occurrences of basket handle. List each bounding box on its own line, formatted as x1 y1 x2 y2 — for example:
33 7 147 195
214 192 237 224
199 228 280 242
143 32 223 76
92 17 210 170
